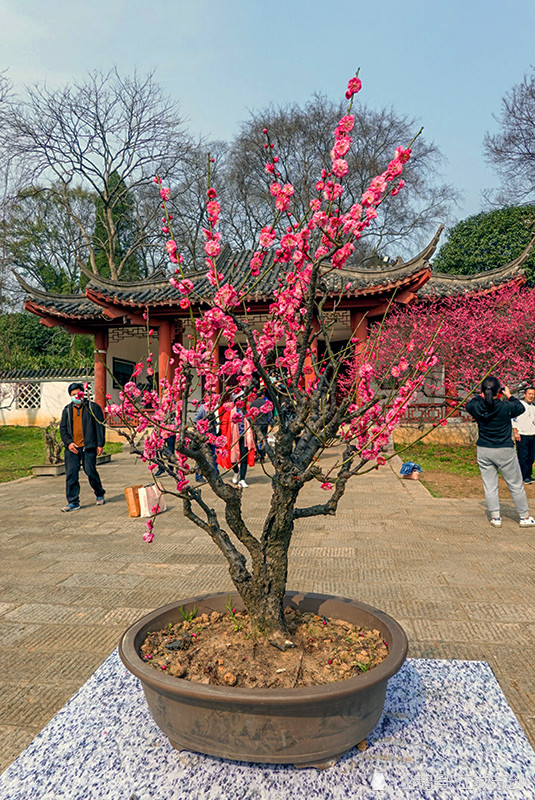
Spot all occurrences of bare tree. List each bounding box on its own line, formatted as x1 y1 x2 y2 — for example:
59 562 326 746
0 69 192 281
220 95 455 260
157 139 228 272
0 73 457 292
5 184 94 292
484 68 535 204
0 70 18 310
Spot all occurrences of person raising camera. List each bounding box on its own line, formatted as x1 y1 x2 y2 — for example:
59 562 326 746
466 377 535 528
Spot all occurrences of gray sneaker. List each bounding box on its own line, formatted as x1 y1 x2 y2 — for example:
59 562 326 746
95 496 106 506
61 503 81 512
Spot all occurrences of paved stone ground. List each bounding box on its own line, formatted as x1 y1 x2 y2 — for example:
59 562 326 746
1 448 534 773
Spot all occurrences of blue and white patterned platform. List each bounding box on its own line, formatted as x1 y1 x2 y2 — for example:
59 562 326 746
1 652 534 799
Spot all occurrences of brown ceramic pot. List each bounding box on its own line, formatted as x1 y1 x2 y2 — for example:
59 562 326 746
118 591 408 768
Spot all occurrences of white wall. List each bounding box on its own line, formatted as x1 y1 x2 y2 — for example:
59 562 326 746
41 382 76 416
0 380 92 426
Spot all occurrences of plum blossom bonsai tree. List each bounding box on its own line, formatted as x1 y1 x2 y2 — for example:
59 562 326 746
109 74 441 643
44 419 63 464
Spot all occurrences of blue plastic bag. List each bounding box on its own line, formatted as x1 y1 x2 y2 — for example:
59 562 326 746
400 461 422 475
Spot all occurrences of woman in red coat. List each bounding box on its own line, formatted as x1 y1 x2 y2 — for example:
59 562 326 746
217 390 255 488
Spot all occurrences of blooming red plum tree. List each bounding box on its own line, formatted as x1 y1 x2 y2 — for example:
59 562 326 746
368 283 535 406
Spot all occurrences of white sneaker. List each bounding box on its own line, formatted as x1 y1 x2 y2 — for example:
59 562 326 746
490 517 502 528
519 516 535 527
232 474 239 485
238 479 249 489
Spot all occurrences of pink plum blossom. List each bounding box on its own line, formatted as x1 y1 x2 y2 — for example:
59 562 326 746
259 227 276 248
331 159 349 178
345 76 362 99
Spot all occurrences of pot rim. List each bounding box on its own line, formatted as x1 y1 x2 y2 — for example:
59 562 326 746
119 591 408 704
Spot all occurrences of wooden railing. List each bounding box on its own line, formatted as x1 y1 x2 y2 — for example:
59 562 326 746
400 403 472 424
107 408 157 428
108 402 473 429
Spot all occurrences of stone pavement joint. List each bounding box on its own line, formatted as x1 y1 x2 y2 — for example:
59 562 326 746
0 449 534 773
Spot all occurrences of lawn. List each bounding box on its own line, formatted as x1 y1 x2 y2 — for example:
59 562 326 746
394 441 482 498
0 426 123 483
395 441 480 477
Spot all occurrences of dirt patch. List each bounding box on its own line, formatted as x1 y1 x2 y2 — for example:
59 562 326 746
140 606 389 688
420 470 488 498
420 470 535 499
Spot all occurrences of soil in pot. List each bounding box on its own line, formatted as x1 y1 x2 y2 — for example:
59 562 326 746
140 605 389 689
120 593 408 767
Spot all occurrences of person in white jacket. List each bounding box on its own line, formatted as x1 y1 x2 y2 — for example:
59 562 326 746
512 386 535 484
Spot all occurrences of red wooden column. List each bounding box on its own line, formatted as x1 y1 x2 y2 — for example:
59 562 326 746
212 333 221 393
168 320 182 390
172 320 183 368
93 329 108 412
158 320 173 392
350 310 367 349
350 311 368 403
304 316 320 392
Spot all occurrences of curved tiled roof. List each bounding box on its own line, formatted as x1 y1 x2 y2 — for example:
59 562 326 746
83 267 202 308
0 367 93 381
14 273 107 320
419 233 535 298
420 264 526 298
21 226 531 320
83 227 444 309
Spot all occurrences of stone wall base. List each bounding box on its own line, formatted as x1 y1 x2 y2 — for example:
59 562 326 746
32 454 112 477
393 422 478 446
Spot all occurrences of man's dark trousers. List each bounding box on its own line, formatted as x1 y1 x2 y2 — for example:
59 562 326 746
256 422 269 461
231 437 248 481
65 447 105 505
517 434 535 481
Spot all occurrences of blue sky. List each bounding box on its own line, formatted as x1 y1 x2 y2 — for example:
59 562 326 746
1 0 534 228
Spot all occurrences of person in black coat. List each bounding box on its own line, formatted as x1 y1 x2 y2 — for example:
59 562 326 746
466 376 535 528
250 390 273 463
59 383 106 512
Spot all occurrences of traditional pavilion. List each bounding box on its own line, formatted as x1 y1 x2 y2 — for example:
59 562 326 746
15 227 535 417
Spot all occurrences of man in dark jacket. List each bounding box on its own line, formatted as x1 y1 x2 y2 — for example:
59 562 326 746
59 383 106 512
512 386 535 483
250 390 273 463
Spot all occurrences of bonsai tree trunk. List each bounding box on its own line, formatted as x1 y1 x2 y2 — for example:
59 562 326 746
240 482 299 636
44 420 63 465
180 459 300 638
